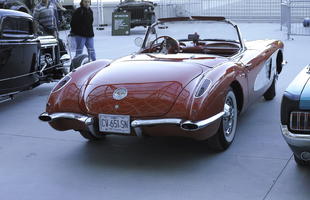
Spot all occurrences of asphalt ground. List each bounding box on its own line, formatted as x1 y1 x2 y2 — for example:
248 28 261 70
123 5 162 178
0 24 309 200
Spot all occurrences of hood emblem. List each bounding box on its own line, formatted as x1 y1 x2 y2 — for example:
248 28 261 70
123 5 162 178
113 88 127 100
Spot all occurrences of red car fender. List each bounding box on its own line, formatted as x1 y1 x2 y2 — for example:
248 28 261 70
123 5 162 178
46 59 111 114
188 62 247 122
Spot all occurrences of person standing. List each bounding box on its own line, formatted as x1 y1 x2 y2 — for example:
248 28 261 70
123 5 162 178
33 0 58 37
50 0 67 29
70 0 96 61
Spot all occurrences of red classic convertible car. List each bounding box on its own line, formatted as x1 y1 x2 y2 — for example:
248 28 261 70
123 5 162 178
39 17 284 151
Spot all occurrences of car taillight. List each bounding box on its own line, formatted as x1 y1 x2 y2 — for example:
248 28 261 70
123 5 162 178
195 78 211 97
51 75 71 93
290 111 310 132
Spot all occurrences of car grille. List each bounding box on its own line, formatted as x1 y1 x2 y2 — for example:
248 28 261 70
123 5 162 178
129 8 144 19
290 111 310 132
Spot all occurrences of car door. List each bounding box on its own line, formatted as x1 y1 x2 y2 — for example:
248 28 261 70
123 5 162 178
237 46 274 105
0 15 40 96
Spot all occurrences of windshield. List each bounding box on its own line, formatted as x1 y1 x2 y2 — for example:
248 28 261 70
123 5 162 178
146 20 239 44
142 19 242 56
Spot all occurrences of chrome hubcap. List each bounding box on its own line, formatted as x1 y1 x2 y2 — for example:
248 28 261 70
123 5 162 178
223 95 236 139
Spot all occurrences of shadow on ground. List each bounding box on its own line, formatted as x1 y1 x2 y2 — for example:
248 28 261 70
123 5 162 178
66 136 219 171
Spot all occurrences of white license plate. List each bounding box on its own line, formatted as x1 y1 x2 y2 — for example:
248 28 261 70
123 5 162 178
99 114 130 134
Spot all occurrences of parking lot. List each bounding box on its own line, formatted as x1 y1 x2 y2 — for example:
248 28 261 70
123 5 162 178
0 23 309 200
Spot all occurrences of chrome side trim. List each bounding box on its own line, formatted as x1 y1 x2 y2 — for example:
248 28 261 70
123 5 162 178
39 112 91 123
39 112 96 136
131 112 224 131
0 95 14 103
281 125 310 147
40 111 224 136
131 118 182 128
0 91 19 98
181 112 224 131
0 72 37 82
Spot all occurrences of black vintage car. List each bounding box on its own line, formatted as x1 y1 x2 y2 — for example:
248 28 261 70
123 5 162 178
0 0 74 30
0 9 86 103
115 0 156 28
0 0 35 13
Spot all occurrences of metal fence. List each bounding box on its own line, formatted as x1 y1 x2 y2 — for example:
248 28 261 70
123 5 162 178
99 0 310 38
156 0 282 22
281 0 310 38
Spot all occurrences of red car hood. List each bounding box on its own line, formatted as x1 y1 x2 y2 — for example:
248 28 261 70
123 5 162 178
82 57 214 117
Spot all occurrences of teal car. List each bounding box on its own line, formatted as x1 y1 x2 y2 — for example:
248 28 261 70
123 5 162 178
281 65 310 166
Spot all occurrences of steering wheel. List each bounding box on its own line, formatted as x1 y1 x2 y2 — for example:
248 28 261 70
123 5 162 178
149 36 180 54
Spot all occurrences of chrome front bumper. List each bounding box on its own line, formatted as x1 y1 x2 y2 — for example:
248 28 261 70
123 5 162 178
281 125 310 147
39 112 224 134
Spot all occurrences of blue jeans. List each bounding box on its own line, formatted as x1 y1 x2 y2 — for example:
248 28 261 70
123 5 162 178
75 36 96 61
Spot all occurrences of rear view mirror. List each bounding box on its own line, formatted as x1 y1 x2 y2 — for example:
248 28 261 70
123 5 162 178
188 33 200 41
134 37 143 47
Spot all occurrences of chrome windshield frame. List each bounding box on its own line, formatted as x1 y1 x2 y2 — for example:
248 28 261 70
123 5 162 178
142 16 244 52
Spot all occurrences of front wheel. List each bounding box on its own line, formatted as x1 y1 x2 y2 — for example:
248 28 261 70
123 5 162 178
294 154 309 166
263 76 276 101
207 88 238 151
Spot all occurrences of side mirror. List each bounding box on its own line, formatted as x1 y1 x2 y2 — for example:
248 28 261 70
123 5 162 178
134 37 143 47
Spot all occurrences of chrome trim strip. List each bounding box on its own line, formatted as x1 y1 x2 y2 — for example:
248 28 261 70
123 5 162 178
131 112 224 131
131 118 182 127
0 96 13 103
0 62 64 82
39 112 96 136
39 112 90 123
0 42 39 45
0 72 37 82
40 111 224 136
41 44 58 48
0 91 19 98
281 125 310 147
181 112 224 131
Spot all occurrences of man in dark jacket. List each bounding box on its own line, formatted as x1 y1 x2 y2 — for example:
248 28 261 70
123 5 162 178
70 0 96 61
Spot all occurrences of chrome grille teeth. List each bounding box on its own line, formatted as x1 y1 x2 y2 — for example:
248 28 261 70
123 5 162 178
290 111 310 132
